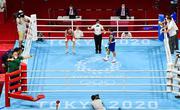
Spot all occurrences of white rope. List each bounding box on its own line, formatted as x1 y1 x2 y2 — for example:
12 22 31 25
173 78 180 82
172 84 180 88
23 69 167 72
37 30 158 33
36 36 158 39
37 24 158 27
37 18 158 22
172 91 180 95
172 70 180 75
164 33 173 65
81 19 159 22
22 84 168 86
22 90 170 93
22 76 167 79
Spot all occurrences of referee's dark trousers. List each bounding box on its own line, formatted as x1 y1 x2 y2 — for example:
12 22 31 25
175 30 179 50
94 34 102 54
169 35 175 54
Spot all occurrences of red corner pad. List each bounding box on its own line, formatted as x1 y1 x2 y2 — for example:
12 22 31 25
0 74 5 82
9 91 45 102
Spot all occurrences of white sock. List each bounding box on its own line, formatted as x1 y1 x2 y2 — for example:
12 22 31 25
66 49 68 53
104 55 109 61
112 57 116 61
105 55 109 59
106 55 109 59
72 48 75 54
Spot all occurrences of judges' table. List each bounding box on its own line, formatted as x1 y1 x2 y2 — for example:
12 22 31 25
57 16 82 26
110 16 134 31
57 16 82 20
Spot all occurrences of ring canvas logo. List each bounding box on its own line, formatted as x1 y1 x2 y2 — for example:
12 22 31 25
37 100 158 109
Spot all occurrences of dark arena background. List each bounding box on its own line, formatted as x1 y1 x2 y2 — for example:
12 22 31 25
0 0 180 110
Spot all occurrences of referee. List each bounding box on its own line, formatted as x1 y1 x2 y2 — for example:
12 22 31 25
165 16 177 54
88 19 105 54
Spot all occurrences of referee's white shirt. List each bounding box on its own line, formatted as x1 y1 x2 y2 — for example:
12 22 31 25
91 23 104 35
167 20 177 37
172 19 179 31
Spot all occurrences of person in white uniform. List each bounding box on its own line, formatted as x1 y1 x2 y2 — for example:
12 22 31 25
88 19 105 54
165 16 177 54
16 10 30 47
164 15 179 50
172 17 179 50
160 15 179 50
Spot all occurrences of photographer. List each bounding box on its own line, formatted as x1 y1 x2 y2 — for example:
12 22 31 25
0 0 6 12
16 10 30 48
91 94 106 110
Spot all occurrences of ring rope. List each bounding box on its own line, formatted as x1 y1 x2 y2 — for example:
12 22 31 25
22 90 170 93
23 69 167 72
172 91 180 95
172 70 180 75
174 78 180 82
37 24 158 27
22 84 168 86
37 18 159 22
22 15 179 95
37 30 158 33
22 76 167 79
172 84 180 88
35 37 158 39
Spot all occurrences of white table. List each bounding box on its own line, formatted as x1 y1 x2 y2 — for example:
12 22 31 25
110 16 134 20
57 16 82 21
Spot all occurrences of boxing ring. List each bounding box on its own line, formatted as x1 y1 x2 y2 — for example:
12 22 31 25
1 14 180 110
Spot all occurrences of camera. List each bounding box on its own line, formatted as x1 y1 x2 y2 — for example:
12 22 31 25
91 94 100 100
17 13 25 18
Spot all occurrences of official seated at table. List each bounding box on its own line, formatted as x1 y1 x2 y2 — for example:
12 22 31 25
66 4 77 19
116 3 130 19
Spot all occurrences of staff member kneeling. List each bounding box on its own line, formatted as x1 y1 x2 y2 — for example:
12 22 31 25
88 19 105 54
